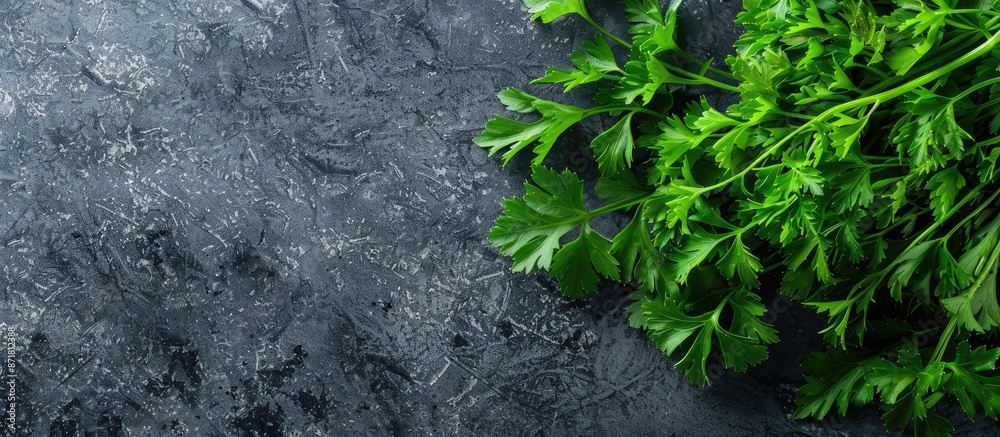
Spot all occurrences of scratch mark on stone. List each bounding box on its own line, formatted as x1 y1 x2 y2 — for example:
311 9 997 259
58 355 96 387
333 40 349 72
444 356 526 408
292 0 314 65
239 0 264 15
1 206 29 241
428 358 450 386
446 375 476 406
474 272 502 282
81 65 108 87
150 183 196 218
197 224 229 248
506 318 561 346
245 138 259 165
417 171 443 187
267 316 293 343
448 356 552 422
388 162 403 179
116 390 150 416
97 9 108 32
43 284 73 303
81 317 105 336
497 284 510 321
95 203 136 226
353 171 380 183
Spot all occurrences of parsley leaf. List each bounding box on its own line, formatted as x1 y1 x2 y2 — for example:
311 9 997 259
635 287 777 386
475 89 586 165
794 349 880 420
611 211 674 295
590 112 635 175
489 165 587 273
942 342 1000 420
523 0 588 23
549 223 620 297
489 165 634 296
533 35 622 91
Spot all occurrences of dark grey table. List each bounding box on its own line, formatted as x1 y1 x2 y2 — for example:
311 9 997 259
0 0 959 435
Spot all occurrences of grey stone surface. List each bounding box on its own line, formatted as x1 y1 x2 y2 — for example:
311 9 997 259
0 0 986 436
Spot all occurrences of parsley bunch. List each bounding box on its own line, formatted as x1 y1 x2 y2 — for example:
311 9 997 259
478 0 1000 434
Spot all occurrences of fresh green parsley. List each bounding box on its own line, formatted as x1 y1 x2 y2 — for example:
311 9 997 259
478 0 1000 435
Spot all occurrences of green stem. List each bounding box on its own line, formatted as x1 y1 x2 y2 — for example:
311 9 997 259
581 194 649 222
698 27 1000 194
970 240 1000 292
870 210 924 237
950 77 1000 103
759 261 784 275
775 109 812 120
584 105 669 121
580 13 631 48
944 18 985 32
866 162 904 169
676 51 736 80
936 8 1000 17
851 30 983 100
663 63 741 92
949 76 1000 104
930 318 957 363
943 188 1000 241
911 30 1000 80
515 194 650 236
931 234 1000 363
977 135 1000 147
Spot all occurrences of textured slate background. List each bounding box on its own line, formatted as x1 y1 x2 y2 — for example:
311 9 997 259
0 0 991 436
